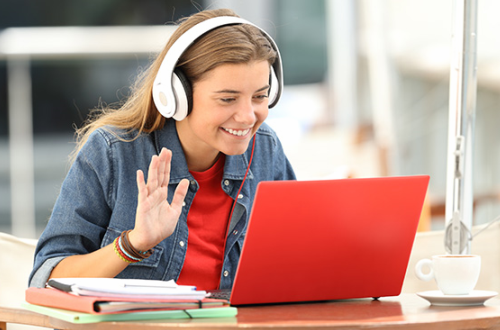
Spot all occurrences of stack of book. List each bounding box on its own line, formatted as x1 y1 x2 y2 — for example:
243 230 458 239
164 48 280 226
24 278 237 323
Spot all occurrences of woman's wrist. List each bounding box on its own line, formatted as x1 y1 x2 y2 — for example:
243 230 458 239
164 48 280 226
127 229 154 252
115 230 154 263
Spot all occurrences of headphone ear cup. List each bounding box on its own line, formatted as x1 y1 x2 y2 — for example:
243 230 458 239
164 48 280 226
268 66 279 108
171 68 193 121
154 16 284 118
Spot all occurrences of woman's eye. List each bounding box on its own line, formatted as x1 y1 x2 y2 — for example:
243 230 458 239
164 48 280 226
254 94 269 100
220 98 236 103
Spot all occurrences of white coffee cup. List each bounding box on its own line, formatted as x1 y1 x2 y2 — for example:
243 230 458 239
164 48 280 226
414 254 481 295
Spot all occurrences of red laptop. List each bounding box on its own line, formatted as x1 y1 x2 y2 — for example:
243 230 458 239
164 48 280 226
224 175 429 305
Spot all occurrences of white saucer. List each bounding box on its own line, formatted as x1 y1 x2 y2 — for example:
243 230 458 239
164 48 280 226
417 290 498 306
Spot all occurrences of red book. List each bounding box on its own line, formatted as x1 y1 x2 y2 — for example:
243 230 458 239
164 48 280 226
25 287 227 314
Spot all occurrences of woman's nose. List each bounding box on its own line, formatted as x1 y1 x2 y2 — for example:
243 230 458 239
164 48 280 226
233 100 256 124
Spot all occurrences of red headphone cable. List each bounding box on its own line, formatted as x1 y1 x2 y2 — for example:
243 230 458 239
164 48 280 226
217 136 256 289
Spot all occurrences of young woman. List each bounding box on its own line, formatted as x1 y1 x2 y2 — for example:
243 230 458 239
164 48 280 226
29 8 295 291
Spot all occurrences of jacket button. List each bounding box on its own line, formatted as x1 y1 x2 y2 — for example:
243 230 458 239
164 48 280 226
224 180 230 186
223 270 229 277
233 230 238 235
189 180 197 191
238 194 243 199
179 241 185 247
182 201 186 207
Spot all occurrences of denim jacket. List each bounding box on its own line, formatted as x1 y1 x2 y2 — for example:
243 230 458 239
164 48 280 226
29 119 296 288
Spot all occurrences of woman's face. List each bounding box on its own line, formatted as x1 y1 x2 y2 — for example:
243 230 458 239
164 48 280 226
176 60 271 171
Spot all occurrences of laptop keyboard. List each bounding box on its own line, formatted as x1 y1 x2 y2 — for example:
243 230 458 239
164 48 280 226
207 289 231 300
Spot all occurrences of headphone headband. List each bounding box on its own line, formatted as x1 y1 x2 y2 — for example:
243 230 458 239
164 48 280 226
152 16 283 120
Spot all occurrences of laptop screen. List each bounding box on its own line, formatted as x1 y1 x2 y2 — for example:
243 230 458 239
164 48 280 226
229 175 430 305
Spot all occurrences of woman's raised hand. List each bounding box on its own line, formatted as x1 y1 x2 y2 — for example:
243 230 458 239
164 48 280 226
129 148 189 251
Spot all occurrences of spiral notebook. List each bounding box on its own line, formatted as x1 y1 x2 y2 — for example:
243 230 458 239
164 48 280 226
211 175 429 305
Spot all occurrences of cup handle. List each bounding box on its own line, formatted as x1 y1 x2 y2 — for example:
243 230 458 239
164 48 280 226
414 258 434 281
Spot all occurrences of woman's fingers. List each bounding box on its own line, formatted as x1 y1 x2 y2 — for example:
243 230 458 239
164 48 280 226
147 154 160 194
162 149 172 188
139 148 177 210
157 148 167 188
171 179 189 211
136 169 147 203
134 149 187 246
147 148 173 191
140 148 186 207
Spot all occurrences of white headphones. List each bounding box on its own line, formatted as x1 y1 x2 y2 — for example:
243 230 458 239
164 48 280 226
152 16 283 121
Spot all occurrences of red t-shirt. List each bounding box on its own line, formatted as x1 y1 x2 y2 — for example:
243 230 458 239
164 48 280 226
176 154 233 290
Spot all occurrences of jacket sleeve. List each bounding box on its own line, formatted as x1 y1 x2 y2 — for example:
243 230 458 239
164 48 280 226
29 130 114 287
273 136 296 181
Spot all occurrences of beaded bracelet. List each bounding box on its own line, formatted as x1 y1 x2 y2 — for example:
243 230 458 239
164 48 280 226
113 237 135 264
117 236 142 263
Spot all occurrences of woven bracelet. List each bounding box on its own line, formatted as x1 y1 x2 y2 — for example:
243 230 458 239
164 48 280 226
117 235 142 263
122 230 154 259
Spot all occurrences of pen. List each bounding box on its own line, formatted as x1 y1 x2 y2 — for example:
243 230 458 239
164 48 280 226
48 278 198 293
124 283 197 290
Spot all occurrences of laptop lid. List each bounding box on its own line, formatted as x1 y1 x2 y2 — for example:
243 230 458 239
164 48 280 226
229 175 430 305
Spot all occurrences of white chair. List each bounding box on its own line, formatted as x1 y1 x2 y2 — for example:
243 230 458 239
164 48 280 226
402 221 500 293
0 232 49 330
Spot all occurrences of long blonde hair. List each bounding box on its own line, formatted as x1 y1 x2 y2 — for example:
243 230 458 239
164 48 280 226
71 8 277 162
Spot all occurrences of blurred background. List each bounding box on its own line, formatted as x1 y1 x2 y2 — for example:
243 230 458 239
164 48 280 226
1 0 499 239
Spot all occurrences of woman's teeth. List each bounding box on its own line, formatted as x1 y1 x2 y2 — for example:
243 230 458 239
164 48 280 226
223 128 250 136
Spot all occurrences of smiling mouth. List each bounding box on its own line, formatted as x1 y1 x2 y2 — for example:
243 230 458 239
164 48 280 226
222 127 251 137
